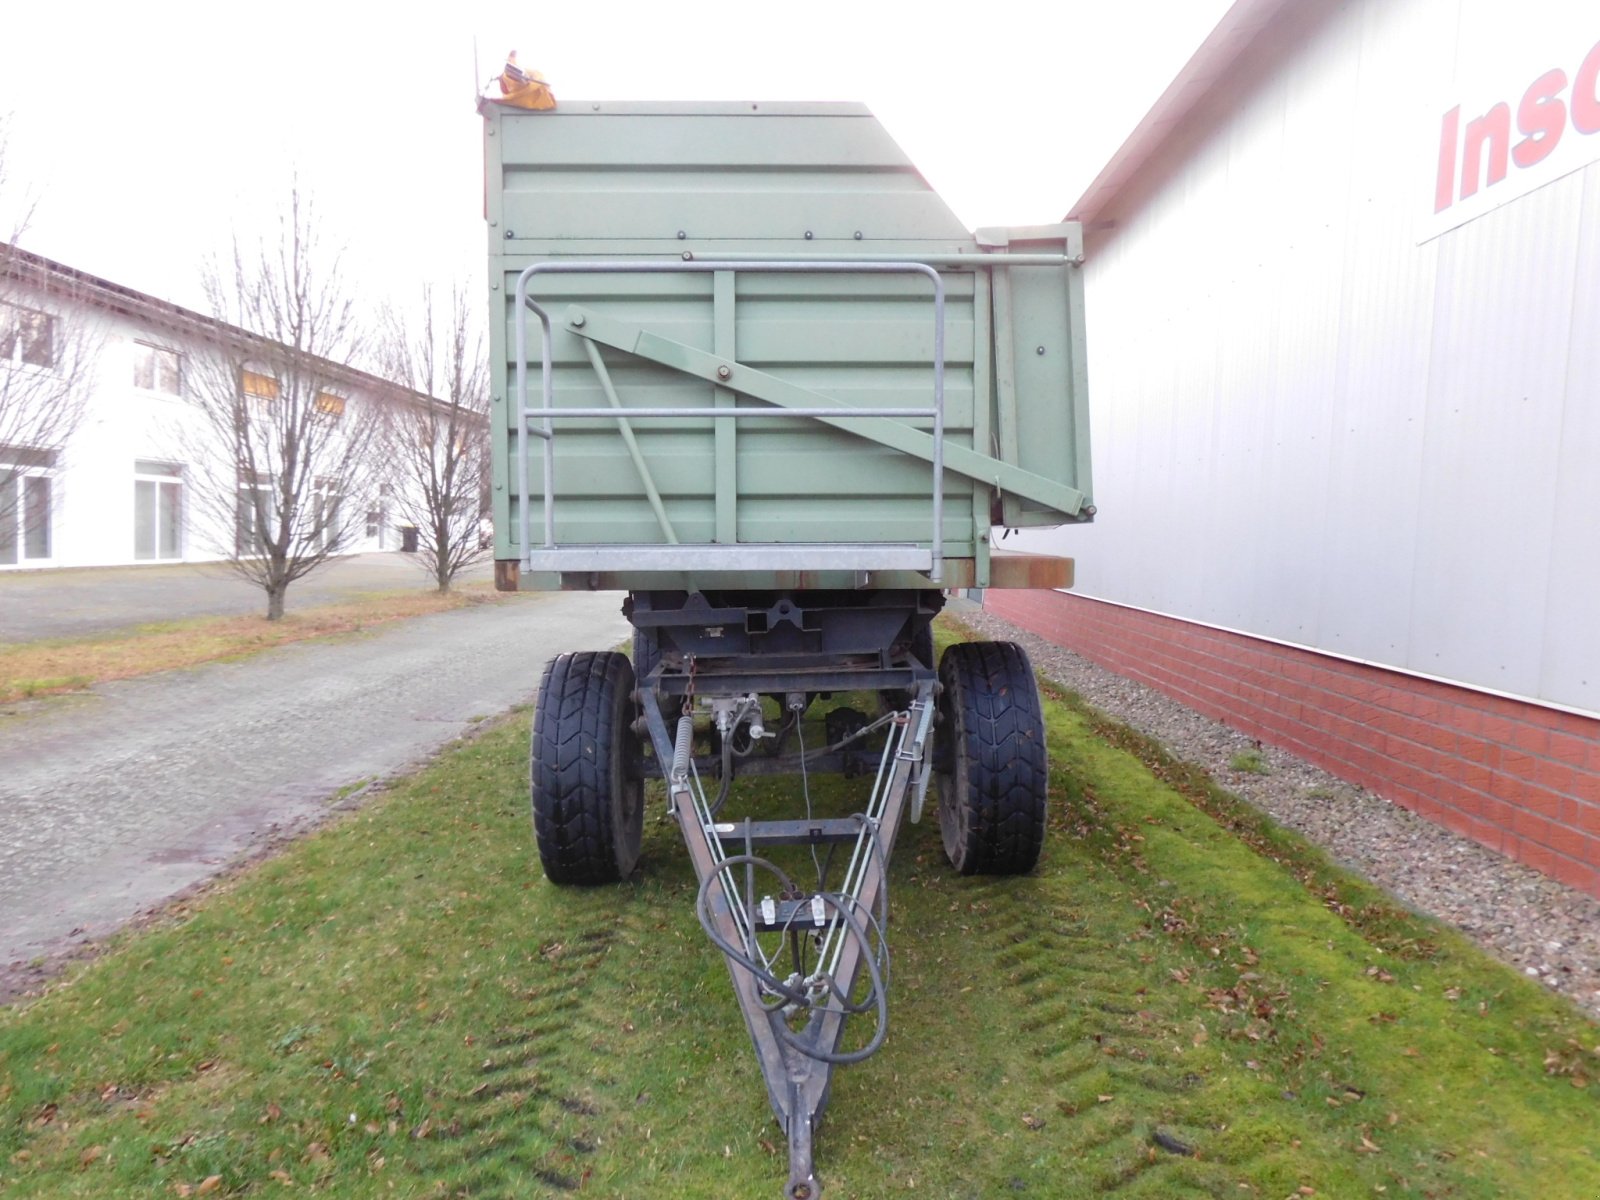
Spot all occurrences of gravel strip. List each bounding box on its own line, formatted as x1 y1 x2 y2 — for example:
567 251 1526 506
957 604 1600 1022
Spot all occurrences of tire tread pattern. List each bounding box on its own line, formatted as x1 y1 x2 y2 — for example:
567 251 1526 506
940 640 1048 875
531 651 637 885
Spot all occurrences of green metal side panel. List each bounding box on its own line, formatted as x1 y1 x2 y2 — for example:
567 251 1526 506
483 101 1092 590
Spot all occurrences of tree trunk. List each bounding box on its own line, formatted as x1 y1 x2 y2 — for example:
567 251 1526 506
265 583 287 621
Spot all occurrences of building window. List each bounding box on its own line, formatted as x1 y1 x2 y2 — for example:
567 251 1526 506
0 302 55 369
0 446 56 565
314 478 343 551
133 342 181 395
315 392 346 421
241 369 280 400
366 507 382 538
134 460 183 560
236 471 271 556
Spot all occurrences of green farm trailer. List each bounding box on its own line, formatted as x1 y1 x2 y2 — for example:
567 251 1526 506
482 98 1093 1199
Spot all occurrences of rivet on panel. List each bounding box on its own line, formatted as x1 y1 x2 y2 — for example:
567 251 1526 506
1036 346 1046 355
678 230 687 240
804 230 814 240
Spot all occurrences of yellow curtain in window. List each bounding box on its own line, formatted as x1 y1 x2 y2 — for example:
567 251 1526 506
242 370 280 399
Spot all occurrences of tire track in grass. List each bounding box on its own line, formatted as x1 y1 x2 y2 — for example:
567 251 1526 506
969 874 1243 1198
411 909 631 1196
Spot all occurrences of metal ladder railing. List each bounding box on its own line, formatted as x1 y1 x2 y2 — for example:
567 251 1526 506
513 259 949 583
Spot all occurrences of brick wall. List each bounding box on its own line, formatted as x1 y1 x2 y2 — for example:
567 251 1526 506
986 589 1600 900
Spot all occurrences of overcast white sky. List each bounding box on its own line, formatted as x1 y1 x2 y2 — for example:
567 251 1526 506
0 0 1231 317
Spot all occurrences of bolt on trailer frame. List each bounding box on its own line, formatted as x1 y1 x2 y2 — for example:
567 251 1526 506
485 98 1093 1198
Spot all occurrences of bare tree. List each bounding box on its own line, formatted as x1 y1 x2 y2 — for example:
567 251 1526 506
0 116 98 563
176 189 381 619
375 287 491 592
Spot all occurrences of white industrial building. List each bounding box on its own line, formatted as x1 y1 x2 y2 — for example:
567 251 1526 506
990 0 1600 897
0 248 417 571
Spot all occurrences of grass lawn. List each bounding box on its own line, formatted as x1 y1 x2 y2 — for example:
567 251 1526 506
0 586 504 705
1 622 1596 1198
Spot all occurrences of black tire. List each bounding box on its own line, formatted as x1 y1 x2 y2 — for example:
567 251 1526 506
632 627 678 724
531 651 644 885
935 641 1047 875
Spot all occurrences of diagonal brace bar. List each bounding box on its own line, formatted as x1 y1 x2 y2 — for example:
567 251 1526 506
579 339 679 544
562 305 1087 519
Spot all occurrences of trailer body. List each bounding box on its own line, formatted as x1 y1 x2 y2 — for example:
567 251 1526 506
484 100 1092 592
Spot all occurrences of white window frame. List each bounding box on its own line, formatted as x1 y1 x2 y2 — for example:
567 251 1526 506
0 301 56 371
0 448 56 567
133 460 184 561
132 341 182 396
236 471 273 558
313 477 344 552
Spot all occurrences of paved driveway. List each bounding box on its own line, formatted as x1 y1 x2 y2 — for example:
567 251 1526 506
0 589 629 977
0 552 491 642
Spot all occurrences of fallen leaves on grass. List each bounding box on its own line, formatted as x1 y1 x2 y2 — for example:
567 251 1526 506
173 1177 223 1197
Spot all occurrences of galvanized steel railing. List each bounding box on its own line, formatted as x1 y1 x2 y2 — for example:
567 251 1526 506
513 260 949 582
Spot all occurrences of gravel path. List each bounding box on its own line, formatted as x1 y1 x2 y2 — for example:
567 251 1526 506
959 604 1600 1021
0 590 628 989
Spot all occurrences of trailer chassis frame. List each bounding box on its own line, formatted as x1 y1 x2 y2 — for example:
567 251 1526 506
638 646 935 1200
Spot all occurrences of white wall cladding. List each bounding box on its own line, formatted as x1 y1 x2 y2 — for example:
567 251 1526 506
1 266 406 571
1028 0 1600 714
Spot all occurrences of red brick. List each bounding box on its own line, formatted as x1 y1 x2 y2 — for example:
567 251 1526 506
1477 715 1518 750
1460 815 1506 852
1508 808 1555 845
1510 722 1552 757
1437 756 1493 795
1513 840 1560 877
1542 855 1595 892
1476 794 1517 831
1444 788 1484 818
1491 746 1540 781
1433 805 1481 841
989 589 1600 898
1568 801 1600 837
1543 823 1596 863
1547 708 1600 739
1547 730 1598 768
1446 703 1485 737
1533 759 1577 798
1499 776 1567 819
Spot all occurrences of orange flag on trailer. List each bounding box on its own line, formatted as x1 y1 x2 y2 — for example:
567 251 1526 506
495 51 555 110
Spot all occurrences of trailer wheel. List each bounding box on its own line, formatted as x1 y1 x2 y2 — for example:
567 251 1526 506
935 641 1047 875
632 627 678 722
531 651 644 885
